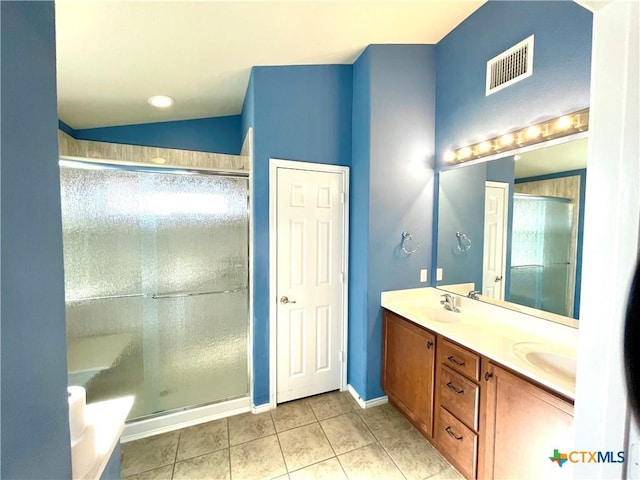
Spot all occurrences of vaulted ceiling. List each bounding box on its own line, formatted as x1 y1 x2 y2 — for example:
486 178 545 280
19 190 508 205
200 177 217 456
55 1 485 129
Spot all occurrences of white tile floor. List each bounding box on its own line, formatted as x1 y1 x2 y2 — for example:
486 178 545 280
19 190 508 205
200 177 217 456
121 391 464 480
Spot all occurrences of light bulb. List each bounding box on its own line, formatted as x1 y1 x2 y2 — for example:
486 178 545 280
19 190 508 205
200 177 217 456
525 125 541 139
500 134 514 146
458 147 472 159
444 151 456 163
147 95 175 108
478 141 491 153
556 116 572 130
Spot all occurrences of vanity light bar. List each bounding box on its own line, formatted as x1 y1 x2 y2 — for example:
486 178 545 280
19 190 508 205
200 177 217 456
444 108 589 164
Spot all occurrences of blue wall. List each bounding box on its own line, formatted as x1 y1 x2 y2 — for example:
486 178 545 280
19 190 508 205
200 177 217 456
436 157 515 293
435 1 592 166
246 65 353 406
437 163 486 289
1 2 72 478
351 45 436 400
63 115 243 155
241 72 255 139
349 50 372 397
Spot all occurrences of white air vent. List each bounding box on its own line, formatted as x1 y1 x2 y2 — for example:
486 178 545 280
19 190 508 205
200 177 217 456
486 35 534 96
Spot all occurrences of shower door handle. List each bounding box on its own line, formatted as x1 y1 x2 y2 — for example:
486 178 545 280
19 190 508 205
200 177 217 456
280 296 296 305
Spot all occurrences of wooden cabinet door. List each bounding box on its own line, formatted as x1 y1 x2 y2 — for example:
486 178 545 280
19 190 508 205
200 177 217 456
382 310 435 437
482 363 574 480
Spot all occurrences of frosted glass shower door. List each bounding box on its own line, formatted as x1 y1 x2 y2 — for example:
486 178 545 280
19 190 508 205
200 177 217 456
140 173 249 417
509 195 573 316
61 163 249 420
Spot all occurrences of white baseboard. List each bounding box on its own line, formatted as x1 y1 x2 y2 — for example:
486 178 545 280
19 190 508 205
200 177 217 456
121 396 250 443
251 403 273 414
347 384 388 409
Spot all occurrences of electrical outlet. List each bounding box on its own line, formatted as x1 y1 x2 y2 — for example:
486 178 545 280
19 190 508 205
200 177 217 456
436 268 443 281
420 269 428 283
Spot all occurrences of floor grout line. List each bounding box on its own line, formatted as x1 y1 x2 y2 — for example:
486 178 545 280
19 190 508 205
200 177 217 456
123 394 464 480
273 424 290 474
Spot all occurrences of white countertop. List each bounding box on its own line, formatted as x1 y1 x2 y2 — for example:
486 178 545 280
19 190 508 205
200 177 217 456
78 396 134 480
381 287 578 399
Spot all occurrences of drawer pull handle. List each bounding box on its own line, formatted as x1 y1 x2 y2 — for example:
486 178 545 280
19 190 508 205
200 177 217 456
445 426 463 441
427 340 434 349
447 355 465 366
446 382 464 394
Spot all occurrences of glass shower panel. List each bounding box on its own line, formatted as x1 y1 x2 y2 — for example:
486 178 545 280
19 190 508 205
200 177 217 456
510 197 545 309
152 291 248 414
509 195 573 316
147 174 248 294
540 198 573 316
136 172 249 418
61 163 249 421
60 167 143 300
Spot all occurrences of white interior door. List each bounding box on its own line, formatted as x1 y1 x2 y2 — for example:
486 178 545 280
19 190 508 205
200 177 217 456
483 182 509 299
275 164 346 403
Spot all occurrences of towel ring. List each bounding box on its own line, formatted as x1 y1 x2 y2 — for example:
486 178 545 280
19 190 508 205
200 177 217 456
456 232 472 252
401 232 419 255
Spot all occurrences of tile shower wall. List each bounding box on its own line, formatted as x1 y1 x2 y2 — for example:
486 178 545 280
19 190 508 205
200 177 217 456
58 130 249 171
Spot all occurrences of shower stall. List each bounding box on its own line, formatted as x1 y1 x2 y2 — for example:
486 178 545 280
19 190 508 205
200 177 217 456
60 158 249 425
509 193 574 317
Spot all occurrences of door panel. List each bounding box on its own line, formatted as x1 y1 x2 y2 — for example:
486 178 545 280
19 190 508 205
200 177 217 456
483 182 508 299
276 167 345 403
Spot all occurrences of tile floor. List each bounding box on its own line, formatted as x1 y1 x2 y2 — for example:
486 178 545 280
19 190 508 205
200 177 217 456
121 391 464 480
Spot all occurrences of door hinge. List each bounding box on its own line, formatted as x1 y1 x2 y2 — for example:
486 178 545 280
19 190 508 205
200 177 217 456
341 192 345 204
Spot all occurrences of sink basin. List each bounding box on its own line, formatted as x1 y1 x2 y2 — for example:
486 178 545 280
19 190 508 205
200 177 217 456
513 342 576 383
431 307 461 323
396 302 461 323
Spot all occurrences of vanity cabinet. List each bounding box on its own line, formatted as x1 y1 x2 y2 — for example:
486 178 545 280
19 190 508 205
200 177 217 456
382 309 435 438
434 338 482 479
481 362 574 480
381 308 575 480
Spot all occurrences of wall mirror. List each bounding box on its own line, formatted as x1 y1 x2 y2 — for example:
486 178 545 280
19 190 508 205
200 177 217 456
436 134 588 327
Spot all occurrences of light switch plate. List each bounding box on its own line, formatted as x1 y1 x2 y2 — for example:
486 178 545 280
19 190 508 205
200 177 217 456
436 268 443 281
420 269 428 283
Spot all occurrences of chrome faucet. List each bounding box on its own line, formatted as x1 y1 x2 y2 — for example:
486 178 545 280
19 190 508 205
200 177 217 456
467 290 481 300
440 293 460 313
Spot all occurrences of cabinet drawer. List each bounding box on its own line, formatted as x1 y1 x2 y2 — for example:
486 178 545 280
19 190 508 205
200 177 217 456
439 366 479 431
435 407 478 480
440 338 480 381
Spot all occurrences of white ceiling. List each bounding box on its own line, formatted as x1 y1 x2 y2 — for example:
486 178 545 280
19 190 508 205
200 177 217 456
55 1 485 129
515 137 589 179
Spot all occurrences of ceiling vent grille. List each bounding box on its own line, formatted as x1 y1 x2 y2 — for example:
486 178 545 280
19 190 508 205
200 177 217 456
486 35 534 96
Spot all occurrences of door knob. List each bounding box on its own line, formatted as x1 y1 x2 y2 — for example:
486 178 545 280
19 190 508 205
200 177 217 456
280 296 296 305
495 276 503 282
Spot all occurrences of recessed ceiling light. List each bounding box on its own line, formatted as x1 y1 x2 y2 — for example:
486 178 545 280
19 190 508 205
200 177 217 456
147 95 174 108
